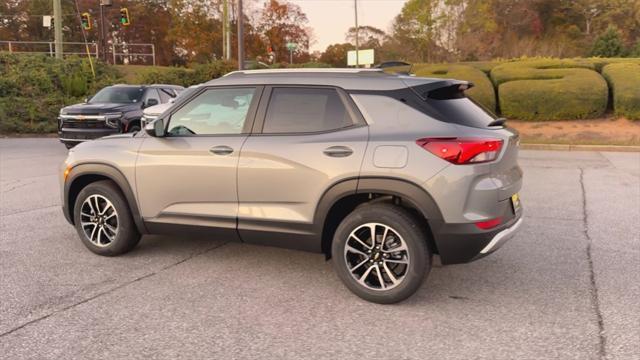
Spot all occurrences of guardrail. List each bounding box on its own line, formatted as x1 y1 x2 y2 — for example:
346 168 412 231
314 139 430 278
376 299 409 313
0 41 99 58
0 41 156 65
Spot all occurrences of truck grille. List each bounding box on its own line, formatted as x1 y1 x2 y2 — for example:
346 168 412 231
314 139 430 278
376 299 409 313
61 118 109 129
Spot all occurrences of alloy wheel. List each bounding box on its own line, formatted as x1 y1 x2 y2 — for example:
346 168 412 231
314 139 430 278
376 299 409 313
343 223 410 291
80 194 118 247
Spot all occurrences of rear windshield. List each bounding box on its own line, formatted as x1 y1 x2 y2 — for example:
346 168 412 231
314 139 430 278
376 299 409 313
90 87 144 104
410 84 498 128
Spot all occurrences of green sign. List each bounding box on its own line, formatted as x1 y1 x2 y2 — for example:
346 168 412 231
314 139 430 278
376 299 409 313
286 42 297 51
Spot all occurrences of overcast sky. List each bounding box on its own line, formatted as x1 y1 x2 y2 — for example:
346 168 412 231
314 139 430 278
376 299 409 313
263 0 408 52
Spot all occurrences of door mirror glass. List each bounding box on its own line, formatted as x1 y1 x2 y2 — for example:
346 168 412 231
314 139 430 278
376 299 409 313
146 98 159 108
145 118 165 137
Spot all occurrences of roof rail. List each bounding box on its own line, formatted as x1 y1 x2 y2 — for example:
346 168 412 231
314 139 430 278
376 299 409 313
224 68 385 77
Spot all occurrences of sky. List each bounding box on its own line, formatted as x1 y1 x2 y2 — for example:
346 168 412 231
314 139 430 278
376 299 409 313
261 0 409 52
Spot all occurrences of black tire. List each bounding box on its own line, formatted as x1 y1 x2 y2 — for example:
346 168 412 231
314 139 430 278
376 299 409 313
331 203 431 304
127 125 141 133
64 143 75 149
73 180 141 256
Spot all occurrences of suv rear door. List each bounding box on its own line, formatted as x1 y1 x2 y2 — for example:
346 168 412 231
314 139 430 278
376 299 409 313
136 86 262 238
237 86 368 251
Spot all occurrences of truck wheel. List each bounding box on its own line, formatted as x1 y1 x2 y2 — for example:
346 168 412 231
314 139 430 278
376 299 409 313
332 203 431 304
73 180 141 256
128 125 141 133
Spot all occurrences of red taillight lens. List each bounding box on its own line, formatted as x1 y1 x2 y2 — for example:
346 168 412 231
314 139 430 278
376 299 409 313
475 217 502 230
416 137 503 165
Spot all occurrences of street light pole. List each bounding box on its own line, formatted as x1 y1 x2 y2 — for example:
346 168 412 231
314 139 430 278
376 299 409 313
354 0 359 68
53 0 63 59
237 0 244 70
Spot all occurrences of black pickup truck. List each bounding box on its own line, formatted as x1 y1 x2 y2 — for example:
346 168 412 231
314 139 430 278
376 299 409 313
58 84 183 148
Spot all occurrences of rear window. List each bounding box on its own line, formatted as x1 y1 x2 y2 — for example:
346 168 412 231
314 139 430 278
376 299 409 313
409 84 498 128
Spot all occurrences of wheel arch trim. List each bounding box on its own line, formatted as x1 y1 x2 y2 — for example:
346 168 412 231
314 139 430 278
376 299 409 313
64 163 147 234
314 176 444 254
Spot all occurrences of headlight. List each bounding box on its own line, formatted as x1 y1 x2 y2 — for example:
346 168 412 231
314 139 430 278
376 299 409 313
104 112 122 128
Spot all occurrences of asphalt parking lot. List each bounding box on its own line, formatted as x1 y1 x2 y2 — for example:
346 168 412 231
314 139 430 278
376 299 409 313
1 138 638 359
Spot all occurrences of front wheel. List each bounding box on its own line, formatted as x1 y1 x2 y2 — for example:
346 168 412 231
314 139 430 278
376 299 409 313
73 180 141 256
331 203 431 304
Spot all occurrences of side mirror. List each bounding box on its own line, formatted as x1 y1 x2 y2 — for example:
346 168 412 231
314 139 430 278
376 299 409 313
84 97 89 103
146 98 159 108
145 118 165 137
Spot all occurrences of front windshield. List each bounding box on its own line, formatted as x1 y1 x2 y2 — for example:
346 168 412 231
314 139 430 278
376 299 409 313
89 87 144 104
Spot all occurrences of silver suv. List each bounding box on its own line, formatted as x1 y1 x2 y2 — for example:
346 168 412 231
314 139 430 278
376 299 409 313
61 69 523 303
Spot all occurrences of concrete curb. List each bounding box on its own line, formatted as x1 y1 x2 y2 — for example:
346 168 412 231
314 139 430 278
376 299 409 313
521 143 640 152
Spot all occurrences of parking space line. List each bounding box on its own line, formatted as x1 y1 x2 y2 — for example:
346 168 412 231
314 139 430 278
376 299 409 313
0 240 230 338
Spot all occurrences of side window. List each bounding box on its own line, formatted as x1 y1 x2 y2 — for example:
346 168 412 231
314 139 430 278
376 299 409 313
167 87 256 136
158 88 174 103
144 88 161 105
263 87 354 134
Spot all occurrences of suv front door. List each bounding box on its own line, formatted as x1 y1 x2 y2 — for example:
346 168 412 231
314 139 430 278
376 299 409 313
136 86 261 237
237 86 368 251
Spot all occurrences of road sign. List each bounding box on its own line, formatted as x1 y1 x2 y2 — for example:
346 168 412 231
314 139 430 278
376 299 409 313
286 42 297 51
347 49 374 66
43 16 52 28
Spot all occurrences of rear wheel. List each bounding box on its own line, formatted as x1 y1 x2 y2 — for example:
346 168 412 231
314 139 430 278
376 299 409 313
73 180 141 256
332 203 431 304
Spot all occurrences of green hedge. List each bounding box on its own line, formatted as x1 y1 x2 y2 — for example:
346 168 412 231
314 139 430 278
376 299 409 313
0 54 122 133
138 61 236 87
602 63 640 120
413 64 496 112
490 59 608 120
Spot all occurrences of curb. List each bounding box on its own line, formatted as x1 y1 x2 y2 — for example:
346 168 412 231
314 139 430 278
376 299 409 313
521 143 640 152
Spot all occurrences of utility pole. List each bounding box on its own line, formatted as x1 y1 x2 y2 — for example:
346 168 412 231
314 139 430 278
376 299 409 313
99 0 112 63
53 0 63 59
354 0 359 68
223 0 231 60
237 0 244 69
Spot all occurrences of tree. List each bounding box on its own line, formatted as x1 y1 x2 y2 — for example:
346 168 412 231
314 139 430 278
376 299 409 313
345 25 386 50
256 0 310 63
590 26 625 57
319 43 354 67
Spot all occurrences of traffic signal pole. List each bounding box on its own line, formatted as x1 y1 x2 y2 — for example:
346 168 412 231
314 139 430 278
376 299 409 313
99 3 106 62
237 0 244 70
53 0 63 59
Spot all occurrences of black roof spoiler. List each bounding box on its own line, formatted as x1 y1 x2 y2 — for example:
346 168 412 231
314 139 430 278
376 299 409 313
402 78 474 100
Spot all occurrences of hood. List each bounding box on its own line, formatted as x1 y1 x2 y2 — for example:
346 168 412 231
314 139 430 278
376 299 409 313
61 102 141 115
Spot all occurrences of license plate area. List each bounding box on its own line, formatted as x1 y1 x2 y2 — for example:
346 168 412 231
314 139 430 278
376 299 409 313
511 193 521 213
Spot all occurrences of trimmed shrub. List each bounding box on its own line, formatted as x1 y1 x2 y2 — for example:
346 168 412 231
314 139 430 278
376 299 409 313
490 59 608 120
602 63 640 120
139 60 235 87
458 61 503 74
413 64 496 112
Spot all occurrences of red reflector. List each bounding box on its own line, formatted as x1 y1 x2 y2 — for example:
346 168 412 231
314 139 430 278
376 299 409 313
416 137 503 165
475 217 502 230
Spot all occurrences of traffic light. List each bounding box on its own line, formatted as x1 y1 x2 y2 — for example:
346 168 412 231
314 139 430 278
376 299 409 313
119 8 130 26
81 12 91 30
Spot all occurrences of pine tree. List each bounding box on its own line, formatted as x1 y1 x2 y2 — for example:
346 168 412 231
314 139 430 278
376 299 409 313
590 26 626 57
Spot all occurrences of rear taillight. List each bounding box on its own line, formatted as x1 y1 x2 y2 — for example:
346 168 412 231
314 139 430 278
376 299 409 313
416 137 503 165
475 217 502 230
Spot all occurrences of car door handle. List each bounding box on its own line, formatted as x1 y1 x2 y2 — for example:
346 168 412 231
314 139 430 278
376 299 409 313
209 145 234 156
323 146 353 158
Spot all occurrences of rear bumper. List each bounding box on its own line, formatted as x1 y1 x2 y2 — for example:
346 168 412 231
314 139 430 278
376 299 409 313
431 206 524 265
